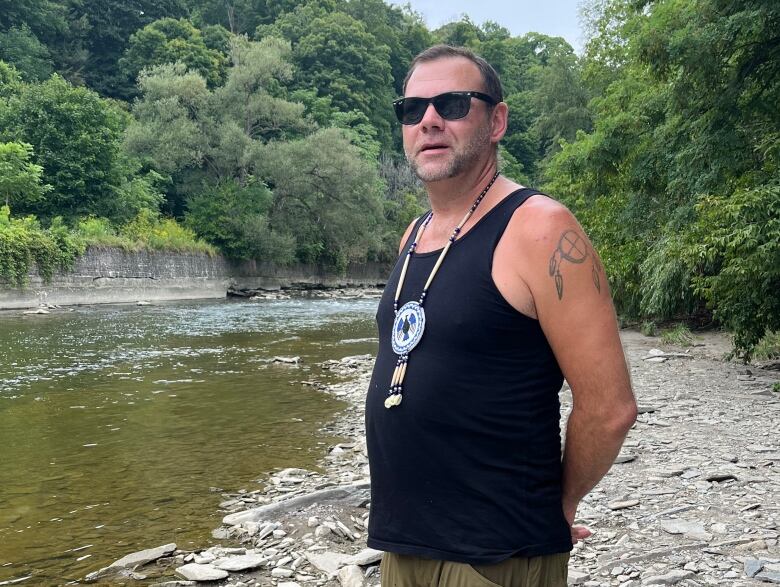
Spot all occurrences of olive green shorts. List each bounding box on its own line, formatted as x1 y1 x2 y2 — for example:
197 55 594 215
379 551 570 587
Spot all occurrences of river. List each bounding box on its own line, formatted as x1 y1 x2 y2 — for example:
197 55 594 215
0 296 379 585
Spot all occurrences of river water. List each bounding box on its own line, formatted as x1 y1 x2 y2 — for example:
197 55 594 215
0 297 379 585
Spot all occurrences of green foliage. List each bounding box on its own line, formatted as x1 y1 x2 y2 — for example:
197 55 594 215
660 323 693 347
258 127 384 270
73 0 190 99
753 332 780 362
378 191 426 262
75 216 126 248
125 37 308 184
640 321 657 337
185 180 294 262
121 208 216 253
639 234 697 319
0 75 127 219
688 185 780 360
0 60 24 98
0 205 84 287
0 141 51 209
291 11 394 148
0 25 54 81
120 18 228 89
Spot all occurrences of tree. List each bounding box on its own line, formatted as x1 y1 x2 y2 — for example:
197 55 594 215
0 25 54 81
292 12 394 148
120 18 228 89
0 75 126 218
0 141 51 208
185 179 295 262
258 128 384 269
503 92 539 179
71 0 189 99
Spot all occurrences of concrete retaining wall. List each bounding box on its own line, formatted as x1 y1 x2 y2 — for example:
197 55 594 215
0 248 390 310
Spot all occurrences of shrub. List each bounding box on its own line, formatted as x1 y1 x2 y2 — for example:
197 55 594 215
660 323 693 347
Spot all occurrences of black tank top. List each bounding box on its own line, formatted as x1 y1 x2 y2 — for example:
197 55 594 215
365 188 572 564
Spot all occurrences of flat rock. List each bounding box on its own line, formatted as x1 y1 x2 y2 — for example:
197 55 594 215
705 471 738 482
305 551 353 575
85 543 177 580
568 569 591 585
756 570 780 584
609 499 640 510
110 543 177 569
745 559 765 578
346 548 384 566
213 553 267 571
614 454 637 464
659 519 712 541
338 564 365 587
641 569 695 585
175 563 229 581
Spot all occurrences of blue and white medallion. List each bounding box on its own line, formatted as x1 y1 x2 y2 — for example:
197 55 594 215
391 301 426 355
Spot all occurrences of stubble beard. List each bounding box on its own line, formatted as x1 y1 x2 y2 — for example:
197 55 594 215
406 124 492 183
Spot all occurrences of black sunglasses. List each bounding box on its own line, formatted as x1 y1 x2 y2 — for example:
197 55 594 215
393 91 498 125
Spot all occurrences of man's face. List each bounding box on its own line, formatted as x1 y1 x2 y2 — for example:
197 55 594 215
401 57 494 183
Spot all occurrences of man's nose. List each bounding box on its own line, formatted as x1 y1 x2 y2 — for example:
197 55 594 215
419 102 444 130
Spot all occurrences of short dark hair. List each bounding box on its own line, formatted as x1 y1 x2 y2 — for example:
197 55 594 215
402 44 504 103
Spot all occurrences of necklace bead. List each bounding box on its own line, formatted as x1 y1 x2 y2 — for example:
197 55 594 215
386 171 501 409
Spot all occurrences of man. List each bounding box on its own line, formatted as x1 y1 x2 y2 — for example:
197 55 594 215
365 45 637 587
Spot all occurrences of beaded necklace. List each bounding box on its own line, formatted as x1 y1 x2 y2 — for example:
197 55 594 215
385 170 500 408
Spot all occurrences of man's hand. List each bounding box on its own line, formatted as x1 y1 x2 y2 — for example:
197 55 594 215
564 500 592 545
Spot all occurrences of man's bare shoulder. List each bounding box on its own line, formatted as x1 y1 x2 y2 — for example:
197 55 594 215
504 194 582 254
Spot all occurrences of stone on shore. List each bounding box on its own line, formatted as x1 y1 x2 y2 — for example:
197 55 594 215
346 548 384 566
109 542 177 569
567 569 590 585
659 519 712 541
85 543 177 581
305 551 353 575
175 563 229 581
641 569 695 584
212 553 267 571
745 559 765 578
338 564 365 587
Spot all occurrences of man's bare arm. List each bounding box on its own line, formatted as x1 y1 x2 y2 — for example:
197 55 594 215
510 199 637 539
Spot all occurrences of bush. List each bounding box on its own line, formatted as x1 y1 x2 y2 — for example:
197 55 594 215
753 332 780 362
121 209 216 254
640 321 657 337
688 185 780 360
660 323 693 347
185 181 294 263
0 205 84 286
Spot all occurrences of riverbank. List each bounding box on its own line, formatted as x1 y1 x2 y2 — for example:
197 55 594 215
75 328 780 586
0 247 389 310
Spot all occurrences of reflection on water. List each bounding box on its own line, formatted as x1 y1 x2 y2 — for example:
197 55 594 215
0 297 379 584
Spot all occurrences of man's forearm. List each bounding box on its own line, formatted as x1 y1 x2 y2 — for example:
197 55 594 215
560 402 636 521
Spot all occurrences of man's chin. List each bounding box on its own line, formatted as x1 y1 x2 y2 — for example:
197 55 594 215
411 163 456 183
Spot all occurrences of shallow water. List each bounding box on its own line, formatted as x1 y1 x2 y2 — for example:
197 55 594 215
0 297 378 585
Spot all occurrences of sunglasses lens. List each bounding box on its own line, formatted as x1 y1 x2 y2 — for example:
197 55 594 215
395 98 428 125
434 94 470 120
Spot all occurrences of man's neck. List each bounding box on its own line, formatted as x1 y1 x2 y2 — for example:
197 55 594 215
424 158 499 224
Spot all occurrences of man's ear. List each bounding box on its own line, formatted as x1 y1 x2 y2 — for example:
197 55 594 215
490 102 509 144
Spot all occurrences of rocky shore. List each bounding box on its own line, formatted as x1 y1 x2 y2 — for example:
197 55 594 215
83 329 780 587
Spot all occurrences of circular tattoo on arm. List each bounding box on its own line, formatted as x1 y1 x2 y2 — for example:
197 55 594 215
548 230 604 300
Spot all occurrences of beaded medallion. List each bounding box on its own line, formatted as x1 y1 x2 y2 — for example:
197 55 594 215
385 170 500 409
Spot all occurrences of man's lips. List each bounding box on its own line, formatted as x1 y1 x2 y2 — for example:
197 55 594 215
419 144 449 154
